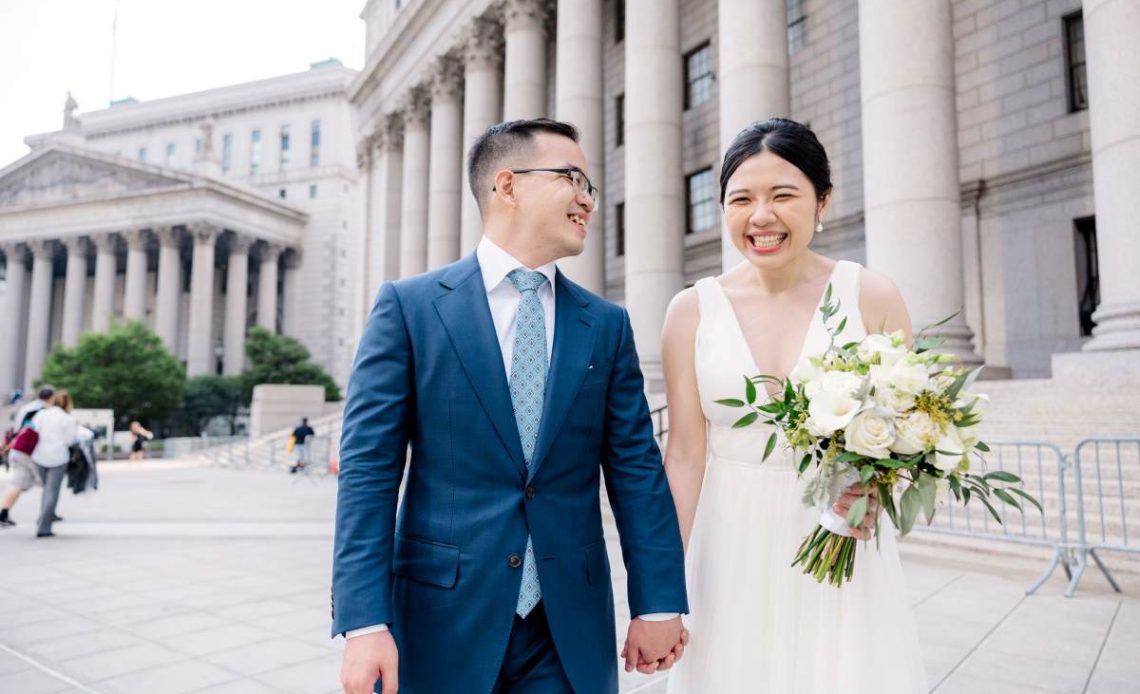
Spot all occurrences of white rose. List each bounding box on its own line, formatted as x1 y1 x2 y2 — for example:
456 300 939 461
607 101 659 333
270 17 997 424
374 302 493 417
858 332 907 367
933 428 967 473
804 369 862 401
843 407 896 459
806 389 863 437
868 362 929 413
890 410 943 456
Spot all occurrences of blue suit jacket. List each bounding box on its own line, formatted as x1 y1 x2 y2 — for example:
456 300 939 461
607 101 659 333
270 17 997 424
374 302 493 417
332 254 688 693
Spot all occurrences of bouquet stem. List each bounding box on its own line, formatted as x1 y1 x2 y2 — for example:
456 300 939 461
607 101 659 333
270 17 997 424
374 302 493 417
792 524 858 586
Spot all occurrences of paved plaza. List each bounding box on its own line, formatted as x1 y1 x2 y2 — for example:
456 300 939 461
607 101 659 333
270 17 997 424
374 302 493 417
0 461 1136 693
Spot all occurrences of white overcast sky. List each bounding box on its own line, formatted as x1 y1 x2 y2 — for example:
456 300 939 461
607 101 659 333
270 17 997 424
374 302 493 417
0 0 365 167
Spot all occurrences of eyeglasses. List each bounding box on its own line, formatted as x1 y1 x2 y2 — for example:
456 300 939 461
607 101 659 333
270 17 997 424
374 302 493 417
496 166 600 203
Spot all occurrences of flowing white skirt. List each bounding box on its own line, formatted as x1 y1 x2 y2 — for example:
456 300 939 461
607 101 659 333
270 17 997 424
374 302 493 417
665 455 929 694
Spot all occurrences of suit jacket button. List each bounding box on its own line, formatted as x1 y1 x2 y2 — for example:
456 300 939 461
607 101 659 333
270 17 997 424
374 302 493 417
508 553 523 568
525 486 536 500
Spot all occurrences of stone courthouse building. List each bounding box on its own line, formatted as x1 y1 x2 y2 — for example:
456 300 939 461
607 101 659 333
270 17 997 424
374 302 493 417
2 0 1137 402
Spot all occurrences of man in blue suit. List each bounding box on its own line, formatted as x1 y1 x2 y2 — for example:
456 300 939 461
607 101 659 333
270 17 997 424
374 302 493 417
333 119 688 693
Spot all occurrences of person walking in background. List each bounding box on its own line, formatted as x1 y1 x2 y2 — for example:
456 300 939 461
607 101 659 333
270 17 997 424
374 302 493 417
128 421 153 461
31 390 79 538
289 417 315 474
0 386 54 528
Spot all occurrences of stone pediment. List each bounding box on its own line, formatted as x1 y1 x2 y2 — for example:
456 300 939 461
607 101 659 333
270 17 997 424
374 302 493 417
0 146 194 209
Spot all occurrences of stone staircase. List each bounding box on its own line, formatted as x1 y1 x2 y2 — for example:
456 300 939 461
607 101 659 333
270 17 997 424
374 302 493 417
186 409 344 471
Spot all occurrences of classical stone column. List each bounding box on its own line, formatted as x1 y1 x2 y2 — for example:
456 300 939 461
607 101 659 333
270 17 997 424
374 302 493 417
427 57 465 270
555 0 605 293
372 119 404 290
282 250 302 339
122 229 149 322
186 223 220 376
257 243 282 332
1083 0 1140 352
90 234 118 333
23 241 55 390
461 17 504 253
223 235 253 375
0 245 28 397
502 0 550 119
154 226 182 353
625 0 685 389
61 237 89 347
718 0 789 271
399 90 431 278
859 0 980 363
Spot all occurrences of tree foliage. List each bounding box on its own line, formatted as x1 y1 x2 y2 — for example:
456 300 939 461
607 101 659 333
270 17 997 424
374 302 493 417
241 326 341 401
37 322 185 428
182 375 245 434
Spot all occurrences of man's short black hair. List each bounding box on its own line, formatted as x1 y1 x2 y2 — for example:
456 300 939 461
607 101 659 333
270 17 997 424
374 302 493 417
466 118 580 214
37 386 54 401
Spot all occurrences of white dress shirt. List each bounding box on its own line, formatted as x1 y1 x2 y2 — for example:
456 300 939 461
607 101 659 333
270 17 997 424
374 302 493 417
346 237 673 638
29 406 79 468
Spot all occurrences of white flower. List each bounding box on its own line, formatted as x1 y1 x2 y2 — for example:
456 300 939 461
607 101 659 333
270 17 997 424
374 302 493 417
868 362 930 413
790 359 823 387
804 371 864 436
804 369 862 401
957 424 980 450
843 407 896 459
890 410 943 456
936 477 951 506
933 428 967 473
857 332 907 367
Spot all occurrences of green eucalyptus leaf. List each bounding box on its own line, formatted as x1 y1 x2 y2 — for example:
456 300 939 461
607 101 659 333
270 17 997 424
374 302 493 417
745 376 757 405
993 488 1022 512
715 398 746 407
799 453 813 474
846 494 869 529
979 495 1004 524
1008 488 1044 515
859 466 876 486
733 411 759 429
917 472 938 525
984 470 1022 483
899 485 921 536
763 432 778 462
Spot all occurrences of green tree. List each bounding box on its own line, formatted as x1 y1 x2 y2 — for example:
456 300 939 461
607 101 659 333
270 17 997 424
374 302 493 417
241 326 342 401
37 322 185 428
183 375 245 434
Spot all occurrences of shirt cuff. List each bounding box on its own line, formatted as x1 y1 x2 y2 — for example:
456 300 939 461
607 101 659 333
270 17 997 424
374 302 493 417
636 612 679 622
345 624 389 639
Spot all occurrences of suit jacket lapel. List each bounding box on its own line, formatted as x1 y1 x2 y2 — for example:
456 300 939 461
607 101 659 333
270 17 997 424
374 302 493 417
433 256 528 478
529 271 596 479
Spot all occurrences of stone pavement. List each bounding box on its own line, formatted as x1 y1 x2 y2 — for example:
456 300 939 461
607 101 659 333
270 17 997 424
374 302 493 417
0 462 1136 693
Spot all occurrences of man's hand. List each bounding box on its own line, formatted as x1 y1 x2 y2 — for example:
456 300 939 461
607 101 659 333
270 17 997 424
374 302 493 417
833 483 881 541
341 630 398 694
621 617 688 674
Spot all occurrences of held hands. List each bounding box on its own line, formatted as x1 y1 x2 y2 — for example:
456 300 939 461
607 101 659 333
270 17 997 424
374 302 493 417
833 483 881 541
621 616 689 674
341 630 399 694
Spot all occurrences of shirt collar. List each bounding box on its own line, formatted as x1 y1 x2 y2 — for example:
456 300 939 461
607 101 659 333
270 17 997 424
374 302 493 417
476 236 557 294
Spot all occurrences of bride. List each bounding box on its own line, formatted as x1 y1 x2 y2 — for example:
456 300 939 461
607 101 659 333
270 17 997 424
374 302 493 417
661 118 928 693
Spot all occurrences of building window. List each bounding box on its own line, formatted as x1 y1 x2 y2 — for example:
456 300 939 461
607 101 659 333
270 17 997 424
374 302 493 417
137 147 147 162
1074 216 1099 336
787 0 807 55
222 133 233 173
615 202 625 257
165 142 176 166
309 184 318 198
615 93 625 147
310 120 321 167
685 168 717 234
279 125 291 168
684 42 713 110
250 129 262 175
278 188 287 199
1064 12 1088 112
615 0 625 44
195 138 202 156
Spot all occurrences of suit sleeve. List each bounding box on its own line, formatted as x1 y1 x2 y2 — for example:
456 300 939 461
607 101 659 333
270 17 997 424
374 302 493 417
331 282 414 637
601 308 689 618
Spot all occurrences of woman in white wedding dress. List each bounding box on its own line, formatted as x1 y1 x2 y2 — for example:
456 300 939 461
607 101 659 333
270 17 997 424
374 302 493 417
661 119 928 693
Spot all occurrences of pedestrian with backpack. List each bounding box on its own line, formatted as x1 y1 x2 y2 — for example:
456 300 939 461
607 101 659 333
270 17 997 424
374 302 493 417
0 386 54 528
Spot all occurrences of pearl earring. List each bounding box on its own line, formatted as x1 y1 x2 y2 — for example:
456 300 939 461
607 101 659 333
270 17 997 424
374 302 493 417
815 221 823 233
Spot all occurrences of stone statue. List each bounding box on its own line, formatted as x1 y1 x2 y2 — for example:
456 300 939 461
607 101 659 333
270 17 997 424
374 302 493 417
63 91 80 130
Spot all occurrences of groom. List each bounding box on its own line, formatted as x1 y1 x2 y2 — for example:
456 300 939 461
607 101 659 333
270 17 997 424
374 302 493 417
333 118 688 693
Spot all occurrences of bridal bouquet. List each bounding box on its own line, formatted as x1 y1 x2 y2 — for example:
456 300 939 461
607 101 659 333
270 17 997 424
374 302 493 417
717 287 1041 586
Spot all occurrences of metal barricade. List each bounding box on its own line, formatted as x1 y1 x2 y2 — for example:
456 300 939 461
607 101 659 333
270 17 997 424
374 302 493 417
1066 437 1140 596
911 441 1073 595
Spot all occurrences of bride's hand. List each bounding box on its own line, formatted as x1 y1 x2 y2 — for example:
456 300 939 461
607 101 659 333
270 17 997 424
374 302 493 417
833 484 880 540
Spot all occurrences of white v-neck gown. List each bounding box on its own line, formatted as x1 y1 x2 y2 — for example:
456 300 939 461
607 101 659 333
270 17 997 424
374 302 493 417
666 261 928 693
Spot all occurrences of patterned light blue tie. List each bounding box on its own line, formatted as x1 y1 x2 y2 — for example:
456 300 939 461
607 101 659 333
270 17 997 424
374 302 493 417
508 268 548 618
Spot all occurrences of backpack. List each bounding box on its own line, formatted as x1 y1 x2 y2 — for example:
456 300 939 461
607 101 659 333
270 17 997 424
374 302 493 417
11 425 38 455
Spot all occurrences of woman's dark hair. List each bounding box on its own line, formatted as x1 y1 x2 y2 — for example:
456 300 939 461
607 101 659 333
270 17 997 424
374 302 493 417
719 118 832 204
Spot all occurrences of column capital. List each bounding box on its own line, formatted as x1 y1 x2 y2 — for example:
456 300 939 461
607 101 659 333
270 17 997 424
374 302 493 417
61 236 90 255
26 239 55 259
92 233 118 253
228 233 256 255
463 16 504 72
187 222 221 245
376 113 404 152
258 242 283 264
430 55 465 104
1 241 29 262
154 225 181 248
399 87 431 132
122 229 149 251
282 248 303 269
356 136 375 169
500 0 551 34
